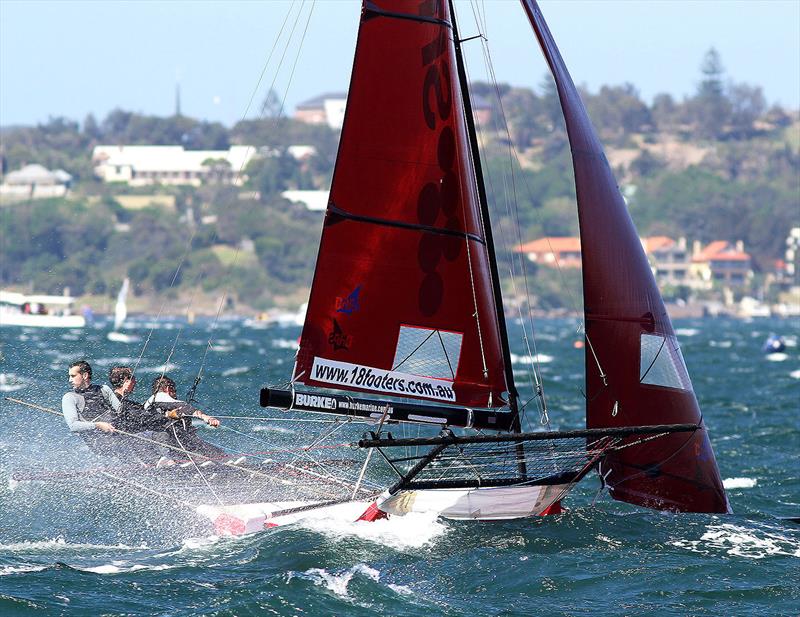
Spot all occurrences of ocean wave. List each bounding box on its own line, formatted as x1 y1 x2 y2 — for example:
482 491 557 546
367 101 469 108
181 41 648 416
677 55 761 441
671 522 800 559
723 477 757 489
137 363 180 374
0 373 28 392
0 564 48 576
296 563 380 598
221 366 250 377
300 510 447 550
0 537 147 552
509 352 553 365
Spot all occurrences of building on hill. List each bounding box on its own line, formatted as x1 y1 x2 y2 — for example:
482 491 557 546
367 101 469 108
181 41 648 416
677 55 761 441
0 164 72 202
293 92 493 130
690 240 753 288
515 234 754 292
293 93 348 129
514 237 582 268
641 236 691 287
92 145 256 187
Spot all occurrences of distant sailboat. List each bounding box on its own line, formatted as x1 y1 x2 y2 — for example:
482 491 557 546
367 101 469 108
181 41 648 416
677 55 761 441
107 278 140 343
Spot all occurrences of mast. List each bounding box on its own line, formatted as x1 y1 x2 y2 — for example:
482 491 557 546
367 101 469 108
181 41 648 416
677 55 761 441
448 0 521 429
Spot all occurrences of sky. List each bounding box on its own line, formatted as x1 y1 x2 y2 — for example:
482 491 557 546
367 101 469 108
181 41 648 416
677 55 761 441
1 0 799 128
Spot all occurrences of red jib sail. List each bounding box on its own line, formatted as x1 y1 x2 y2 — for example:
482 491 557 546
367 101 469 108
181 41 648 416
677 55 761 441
521 0 729 513
294 0 509 408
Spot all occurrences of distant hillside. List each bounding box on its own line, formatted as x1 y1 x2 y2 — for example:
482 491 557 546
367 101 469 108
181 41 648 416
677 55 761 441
1 49 798 312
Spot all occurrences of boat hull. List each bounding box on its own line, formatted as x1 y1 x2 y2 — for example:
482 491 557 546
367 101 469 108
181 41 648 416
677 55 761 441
0 313 85 328
377 485 568 520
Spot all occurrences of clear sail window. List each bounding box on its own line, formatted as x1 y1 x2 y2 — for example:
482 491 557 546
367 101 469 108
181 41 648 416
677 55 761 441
640 333 693 391
392 325 463 380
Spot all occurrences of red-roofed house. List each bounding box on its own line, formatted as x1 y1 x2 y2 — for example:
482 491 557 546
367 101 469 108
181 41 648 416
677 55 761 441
514 237 582 268
691 240 753 288
641 236 691 286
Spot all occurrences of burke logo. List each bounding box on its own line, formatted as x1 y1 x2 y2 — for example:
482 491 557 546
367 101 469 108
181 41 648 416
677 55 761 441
335 285 361 315
328 319 351 351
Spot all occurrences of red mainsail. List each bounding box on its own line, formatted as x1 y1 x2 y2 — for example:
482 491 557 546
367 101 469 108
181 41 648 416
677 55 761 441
295 0 509 408
521 0 729 513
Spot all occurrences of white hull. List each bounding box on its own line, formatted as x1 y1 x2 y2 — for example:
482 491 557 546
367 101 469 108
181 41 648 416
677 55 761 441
0 312 85 328
197 485 567 535
377 485 567 520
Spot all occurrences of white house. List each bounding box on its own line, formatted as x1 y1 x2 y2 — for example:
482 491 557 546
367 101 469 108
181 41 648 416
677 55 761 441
0 164 72 201
92 145 257 187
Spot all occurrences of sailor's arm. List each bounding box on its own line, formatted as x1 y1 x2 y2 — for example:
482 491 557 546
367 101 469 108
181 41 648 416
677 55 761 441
61 393 115 433
101 384 122 412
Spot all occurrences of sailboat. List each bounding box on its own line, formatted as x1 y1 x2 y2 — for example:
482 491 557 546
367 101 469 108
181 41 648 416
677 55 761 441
195 0 729 533
107 278 141 343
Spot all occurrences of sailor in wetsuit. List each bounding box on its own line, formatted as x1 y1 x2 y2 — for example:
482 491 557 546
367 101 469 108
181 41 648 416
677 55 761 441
144 375 227 461
108 365 177 464
62 360 120 456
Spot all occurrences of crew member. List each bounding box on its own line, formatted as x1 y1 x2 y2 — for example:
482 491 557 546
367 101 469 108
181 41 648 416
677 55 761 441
62 360 119 456
145 375 227 460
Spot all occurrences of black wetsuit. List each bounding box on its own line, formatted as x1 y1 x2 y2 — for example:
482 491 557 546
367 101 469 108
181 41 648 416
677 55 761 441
148 399 228 460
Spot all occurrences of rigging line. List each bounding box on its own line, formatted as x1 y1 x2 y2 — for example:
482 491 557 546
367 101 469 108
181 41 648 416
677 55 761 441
266 0 310 130
99 471 196 510
351 402 392 499
639 335 667 385
238 0 297 125
457 16 541 427
390 328 437 373
465 4 549 426
169 424 224 506
130 227 197 382
436 329 457 380
274 0 317 124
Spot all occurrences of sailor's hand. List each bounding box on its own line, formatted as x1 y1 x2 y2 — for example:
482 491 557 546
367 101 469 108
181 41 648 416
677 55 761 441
164 409 181 420
203 415 220 428
95 421 115 433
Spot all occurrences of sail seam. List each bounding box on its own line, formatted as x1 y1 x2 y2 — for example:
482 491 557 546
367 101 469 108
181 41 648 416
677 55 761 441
363 2 452 29
328 203 485 244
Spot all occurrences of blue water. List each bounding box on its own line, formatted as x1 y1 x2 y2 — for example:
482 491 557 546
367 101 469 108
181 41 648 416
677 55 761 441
0 317 798 616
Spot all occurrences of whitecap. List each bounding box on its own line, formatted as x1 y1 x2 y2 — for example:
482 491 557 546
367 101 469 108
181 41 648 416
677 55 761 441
82 564 122 574
790 369 800 379
765 353 788 362
300 510 447 550
221 366 250 377
709 340 732 348
723 477 757 489
211 345 234 353
509 353 553 365
388 583 414 596
137 363 180 374
0 537 145 552
300 563 380 598
252 424 294 435
671 522 800 559
271 338 299 350
0 373 28 392
675 328 700 337
0 565 48 576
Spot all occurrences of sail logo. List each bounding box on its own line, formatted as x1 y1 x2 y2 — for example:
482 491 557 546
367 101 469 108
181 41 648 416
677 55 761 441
295 393 338 410
328 319 351 351
311 357 456 403
335 285 361 315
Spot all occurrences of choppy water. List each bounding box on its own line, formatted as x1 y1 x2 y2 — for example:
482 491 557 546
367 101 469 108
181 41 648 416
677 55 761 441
0 317 798 616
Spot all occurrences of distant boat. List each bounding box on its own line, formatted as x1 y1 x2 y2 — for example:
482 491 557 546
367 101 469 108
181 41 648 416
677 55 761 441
107 278 140 343
244 303 307 329
0 290 85 328
762 334 786 354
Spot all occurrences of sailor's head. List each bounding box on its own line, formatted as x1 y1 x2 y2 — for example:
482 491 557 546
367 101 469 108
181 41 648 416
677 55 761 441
152 375 177 398
109 366 136 394
68 360 92 390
